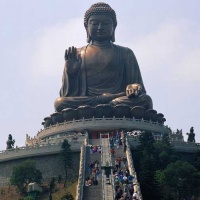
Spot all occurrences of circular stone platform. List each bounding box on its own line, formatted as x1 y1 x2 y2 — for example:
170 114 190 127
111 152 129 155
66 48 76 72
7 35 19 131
37 117 170 140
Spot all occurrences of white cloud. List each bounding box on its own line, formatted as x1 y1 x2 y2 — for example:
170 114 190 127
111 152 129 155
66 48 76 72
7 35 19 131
174 49 200 82
126 20 200 84
28 18 85 79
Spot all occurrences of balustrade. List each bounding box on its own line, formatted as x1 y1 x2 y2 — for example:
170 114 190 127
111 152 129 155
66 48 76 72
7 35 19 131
37 117 168 140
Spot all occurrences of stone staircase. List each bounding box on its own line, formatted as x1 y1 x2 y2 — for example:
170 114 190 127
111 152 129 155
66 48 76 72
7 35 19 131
77 136 142 200
82 142 102 200
111 143 126 166
82 186 102 200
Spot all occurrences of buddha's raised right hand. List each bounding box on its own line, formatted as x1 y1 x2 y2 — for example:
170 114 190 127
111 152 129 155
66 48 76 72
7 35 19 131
65 46 81 75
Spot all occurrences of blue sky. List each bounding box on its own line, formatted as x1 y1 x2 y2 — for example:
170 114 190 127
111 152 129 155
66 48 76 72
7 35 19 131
0 0 200 150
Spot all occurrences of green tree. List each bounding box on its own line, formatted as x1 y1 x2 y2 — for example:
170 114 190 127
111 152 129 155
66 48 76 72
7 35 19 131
49 177 56 193
138 131 156 153
138 154 160 200
10 160 42 193
132 131 200 200
60 191 74 200
20 197 34 200
134 131 161 199
57 174 62 184
155 160 200 200
153 140 179 170
193 150 200 171
133 131 179 199
60 139 73 187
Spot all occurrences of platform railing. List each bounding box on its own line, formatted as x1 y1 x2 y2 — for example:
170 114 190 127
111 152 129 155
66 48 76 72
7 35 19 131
76 134 88 200
37 117 169 139
127 136 200 153
0 137 86 162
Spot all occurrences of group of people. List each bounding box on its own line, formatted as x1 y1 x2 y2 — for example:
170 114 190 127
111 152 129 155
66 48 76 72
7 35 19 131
85 129 139 198
126 130 142 137
108 132 139 199
109 131 123 146
113 166 137 199
86 160 101 186
90 145 102 154
85 176 98 186
115 156 128 169
109 131 126 157
114 168 134 184
115 190 139 200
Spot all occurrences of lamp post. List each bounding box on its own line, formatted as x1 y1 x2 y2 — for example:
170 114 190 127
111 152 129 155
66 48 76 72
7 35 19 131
101 161 114 184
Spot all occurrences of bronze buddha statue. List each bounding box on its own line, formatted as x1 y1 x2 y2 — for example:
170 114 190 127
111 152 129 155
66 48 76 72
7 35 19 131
54 2 153 112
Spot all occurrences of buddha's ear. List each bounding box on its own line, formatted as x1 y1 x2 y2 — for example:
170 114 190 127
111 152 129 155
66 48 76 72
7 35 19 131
111 27 116 42
87 33 92 43
86 27 91 43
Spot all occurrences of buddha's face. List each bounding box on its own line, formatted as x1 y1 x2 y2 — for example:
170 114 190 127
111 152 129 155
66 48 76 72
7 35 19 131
87 14 115 42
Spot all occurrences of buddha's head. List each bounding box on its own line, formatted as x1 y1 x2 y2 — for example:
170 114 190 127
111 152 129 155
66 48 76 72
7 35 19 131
84 2 117 43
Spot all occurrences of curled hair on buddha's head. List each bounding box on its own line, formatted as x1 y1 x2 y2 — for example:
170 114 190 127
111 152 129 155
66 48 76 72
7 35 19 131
84 2 117 43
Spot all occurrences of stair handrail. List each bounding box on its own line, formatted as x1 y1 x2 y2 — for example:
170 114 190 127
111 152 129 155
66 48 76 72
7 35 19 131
75 134 88 200
126 136 143 200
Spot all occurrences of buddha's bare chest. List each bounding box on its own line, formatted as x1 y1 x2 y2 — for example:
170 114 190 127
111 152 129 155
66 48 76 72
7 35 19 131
84 46 113 76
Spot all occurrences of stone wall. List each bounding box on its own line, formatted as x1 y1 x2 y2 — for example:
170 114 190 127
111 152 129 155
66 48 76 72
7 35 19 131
0 152 80 186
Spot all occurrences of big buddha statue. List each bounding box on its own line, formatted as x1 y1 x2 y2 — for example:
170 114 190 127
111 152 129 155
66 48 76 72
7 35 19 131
54 2 153 112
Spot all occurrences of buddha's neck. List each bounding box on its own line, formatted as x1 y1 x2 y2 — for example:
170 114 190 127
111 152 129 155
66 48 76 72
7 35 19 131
90 40 113 48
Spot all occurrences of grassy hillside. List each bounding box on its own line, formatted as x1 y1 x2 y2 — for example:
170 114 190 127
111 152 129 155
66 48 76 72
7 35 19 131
0 181 77 200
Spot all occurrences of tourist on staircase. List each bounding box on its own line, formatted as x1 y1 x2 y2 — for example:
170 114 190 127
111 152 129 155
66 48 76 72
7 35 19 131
110 148 116 157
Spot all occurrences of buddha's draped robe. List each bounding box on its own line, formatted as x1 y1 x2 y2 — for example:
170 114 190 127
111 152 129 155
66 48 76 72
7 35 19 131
55 44 152 111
